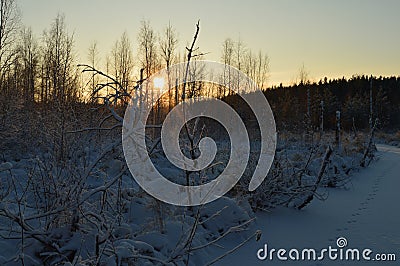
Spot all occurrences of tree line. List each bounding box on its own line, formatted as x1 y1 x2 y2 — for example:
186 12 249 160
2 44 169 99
1 0 398 159
263 75 399 132
0 1 270 108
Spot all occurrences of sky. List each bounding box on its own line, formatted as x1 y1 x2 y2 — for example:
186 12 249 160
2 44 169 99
19 0 400 86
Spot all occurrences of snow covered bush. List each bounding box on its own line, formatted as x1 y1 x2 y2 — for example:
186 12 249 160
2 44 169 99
236 131 375 212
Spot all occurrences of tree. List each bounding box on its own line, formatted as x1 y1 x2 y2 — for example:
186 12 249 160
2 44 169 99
87 40 100 102
298 63 311 122
160 22 177 70
42 13 76 104
138 20 158 79
111 31 133 95
233 37 245 71
298 63 310 85
0 0 19 84
233 37 245 94
42 14 77 160
138 20 160 126
221 38 234 97
0 0 19 118
243 50 269 91
221 37 269 95
254 50 269 90
18 28 39 103
18 26 38 104
159 22 178 109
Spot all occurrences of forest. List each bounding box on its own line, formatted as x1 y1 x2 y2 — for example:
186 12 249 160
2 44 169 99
265 75 400 132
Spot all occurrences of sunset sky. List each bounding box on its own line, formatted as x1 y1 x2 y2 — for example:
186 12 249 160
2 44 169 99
20 0 400 86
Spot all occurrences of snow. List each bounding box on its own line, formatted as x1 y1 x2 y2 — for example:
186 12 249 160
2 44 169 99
0 162 13 172
1 133 398 265
218 144 400 265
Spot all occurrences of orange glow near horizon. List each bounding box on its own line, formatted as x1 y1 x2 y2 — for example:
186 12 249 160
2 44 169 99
19 1 400 87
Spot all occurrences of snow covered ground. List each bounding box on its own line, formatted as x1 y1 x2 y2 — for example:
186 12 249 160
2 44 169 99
0 140 396 265
219 144 400 266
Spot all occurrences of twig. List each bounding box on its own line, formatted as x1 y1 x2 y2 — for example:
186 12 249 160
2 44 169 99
66 124 120 133
190 218 255 252
297 145 332 210
205 229 260 266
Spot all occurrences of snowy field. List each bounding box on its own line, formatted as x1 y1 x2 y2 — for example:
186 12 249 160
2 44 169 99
219 144 400 266
0 135 395 265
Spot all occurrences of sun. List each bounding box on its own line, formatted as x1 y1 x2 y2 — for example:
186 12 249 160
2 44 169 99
153 77 165 89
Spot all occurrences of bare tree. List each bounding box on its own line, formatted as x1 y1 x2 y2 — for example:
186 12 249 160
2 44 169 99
18 26 38 104
189 57 206 98
298 63 310 112
233 37 246 94
160 22 178 110
42 13 76 104
138 20 160 126
41 14 77 160
233 37 245 71
254 50 269 90
138 20 158 79
87 40 100 102
111 31 133 99
221 38 234 97
298 63 309 86
221 38 234 67
160 22 177 71
0 0 20 84
222 38 269 94
298 63 312 141
243 49 270 91
0 0 21 154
